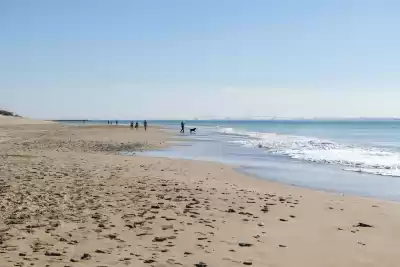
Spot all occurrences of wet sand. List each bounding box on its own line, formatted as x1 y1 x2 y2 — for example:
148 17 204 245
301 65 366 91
1 118 400 267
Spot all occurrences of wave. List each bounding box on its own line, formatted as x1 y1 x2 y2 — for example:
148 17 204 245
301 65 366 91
218 127 400 177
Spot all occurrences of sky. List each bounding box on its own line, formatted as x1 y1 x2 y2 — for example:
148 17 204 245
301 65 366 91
1 0 400 119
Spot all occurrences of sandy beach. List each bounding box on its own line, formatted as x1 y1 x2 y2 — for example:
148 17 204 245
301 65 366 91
1 118 400 267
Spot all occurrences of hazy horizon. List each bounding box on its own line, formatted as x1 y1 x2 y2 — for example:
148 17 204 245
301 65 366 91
2 1 400 119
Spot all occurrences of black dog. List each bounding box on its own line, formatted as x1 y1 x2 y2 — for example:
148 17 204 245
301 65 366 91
190 128 197 134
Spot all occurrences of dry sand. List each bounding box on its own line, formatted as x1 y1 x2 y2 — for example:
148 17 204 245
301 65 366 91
0 115 53 125
1 118 400 267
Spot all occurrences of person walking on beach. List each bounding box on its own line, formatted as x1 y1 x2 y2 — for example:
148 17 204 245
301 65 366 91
130 121 134 129
180 121 185 133
135 122 139 130
144 120 148 131
116 120 118 125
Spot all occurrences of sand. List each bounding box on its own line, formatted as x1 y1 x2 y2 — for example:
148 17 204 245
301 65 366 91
0 115 54 125
1 120 400 267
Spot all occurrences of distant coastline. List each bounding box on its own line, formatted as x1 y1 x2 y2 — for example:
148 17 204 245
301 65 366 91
0 109 21 118
51 117 400 123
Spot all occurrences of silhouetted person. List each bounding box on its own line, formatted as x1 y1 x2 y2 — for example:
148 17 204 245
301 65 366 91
116 120 118 125
180 121 185 133
107 120 109 125
135 122 139 130
144 120 148 131
130 121 134 128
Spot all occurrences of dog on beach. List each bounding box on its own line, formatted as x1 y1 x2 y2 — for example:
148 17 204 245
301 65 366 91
190 128 197 134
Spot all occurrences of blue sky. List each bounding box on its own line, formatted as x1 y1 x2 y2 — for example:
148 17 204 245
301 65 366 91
1 0 400 119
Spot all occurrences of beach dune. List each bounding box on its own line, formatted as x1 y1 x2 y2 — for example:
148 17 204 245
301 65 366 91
0 121 400 267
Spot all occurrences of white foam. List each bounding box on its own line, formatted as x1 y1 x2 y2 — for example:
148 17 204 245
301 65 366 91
220 127 400 177
218 127 236 134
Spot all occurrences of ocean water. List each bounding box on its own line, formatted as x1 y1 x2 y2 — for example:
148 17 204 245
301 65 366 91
150 120 400 175
145 120 400 201
66 119 400 200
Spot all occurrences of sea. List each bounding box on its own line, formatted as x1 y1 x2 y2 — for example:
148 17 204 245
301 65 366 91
67 119 400 201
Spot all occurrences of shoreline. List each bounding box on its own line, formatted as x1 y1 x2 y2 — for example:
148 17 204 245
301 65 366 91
1 120 400 266
139 153 400 207
145 122 400 202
